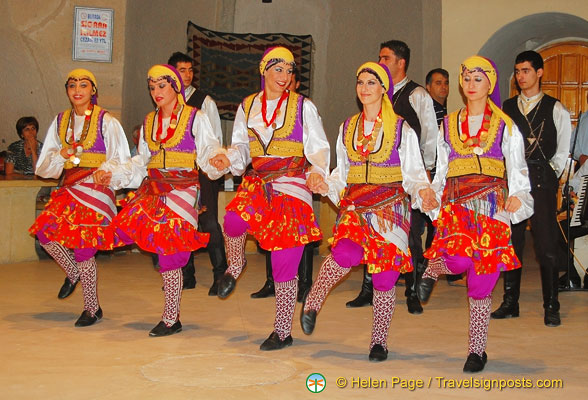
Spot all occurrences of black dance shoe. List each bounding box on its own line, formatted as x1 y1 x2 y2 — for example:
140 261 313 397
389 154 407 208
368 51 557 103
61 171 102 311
544 308 561 327
149 320 183 337
300 309 317 335
208 280 219 296
58 277 78 299
345 291 373 308
368 344 388 362
416 277 436 302
406 294 423 314
259 331 293 351
74 307 103 327
558 273 581 290
463 352 487 373
250 281 275 298
490 302 519 319
217 273 236 299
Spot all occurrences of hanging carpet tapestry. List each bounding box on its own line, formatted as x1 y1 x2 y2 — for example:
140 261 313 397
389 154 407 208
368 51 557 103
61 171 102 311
187 22 312 120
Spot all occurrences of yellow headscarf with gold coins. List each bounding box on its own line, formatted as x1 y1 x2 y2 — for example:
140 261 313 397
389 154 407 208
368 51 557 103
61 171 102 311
459 56 513 132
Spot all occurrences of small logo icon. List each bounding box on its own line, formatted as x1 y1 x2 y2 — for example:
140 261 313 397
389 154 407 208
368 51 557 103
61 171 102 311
306 373 326 393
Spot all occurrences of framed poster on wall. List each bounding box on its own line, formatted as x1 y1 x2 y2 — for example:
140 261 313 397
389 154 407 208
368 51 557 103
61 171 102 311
72 7 114 62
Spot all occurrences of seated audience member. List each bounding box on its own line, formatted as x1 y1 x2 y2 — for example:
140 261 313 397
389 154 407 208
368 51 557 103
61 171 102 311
6 116 43 175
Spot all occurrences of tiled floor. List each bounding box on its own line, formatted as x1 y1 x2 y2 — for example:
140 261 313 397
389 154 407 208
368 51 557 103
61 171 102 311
1 240 587 399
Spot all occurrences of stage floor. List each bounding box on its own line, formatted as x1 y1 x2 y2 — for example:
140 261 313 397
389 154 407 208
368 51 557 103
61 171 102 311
1 240 587 399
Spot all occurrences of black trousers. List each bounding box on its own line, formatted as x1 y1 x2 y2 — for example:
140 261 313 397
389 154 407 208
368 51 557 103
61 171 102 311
405 209 426 297
198 169 227 278
511 161 561 310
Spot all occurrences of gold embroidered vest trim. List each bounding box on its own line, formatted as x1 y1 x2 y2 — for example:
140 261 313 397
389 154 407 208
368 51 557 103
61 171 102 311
344 113 403 184
145 105 197 169
446 110 505 179
244 91 304 157
59 106 106 169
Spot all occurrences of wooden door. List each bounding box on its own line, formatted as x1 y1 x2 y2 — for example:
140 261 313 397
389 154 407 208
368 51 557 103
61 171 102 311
509 41 588 126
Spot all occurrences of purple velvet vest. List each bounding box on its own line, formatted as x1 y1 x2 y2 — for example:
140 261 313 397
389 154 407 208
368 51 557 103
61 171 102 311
144 106 198 169
343 113 404 184
444 109 506 179
57 106 107 169
243 91 305 157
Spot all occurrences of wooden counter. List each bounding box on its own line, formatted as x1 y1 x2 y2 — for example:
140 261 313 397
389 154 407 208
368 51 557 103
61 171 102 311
0 176 58 264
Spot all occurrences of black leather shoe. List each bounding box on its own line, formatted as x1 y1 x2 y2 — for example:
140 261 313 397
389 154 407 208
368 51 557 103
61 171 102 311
463 352 487 373
259 331 293 351
74 307 103 327
58 277 78 299
369 344 388 362
217 273 236 299
149 320 182 337
300 309 317 335
416 277 436 302
346 291 373 308
544 308 561 327
406 294 423 314
250 281 275 298
490 302 519 319
558 273 581 290
208 280 219 296
183 276 196 290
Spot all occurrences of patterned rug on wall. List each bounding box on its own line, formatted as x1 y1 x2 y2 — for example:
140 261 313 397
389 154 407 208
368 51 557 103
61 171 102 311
187 22 312 120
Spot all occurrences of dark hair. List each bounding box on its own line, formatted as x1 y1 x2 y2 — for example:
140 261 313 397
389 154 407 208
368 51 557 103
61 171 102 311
514 50 544 89
515 50 544 71
292 66 301 84
167 52 193 68
426 68 449 85
357 68 386 88
16 116 39 139
380 40 410 71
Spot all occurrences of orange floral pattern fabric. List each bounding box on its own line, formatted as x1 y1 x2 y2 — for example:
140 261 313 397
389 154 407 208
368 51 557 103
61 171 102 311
424 203 521 275
331 206 413 274
30 188 122 250
226 175 321 251
114 190 209 256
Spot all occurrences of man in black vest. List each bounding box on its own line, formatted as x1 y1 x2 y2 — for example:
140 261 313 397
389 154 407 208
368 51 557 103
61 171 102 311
346 40 438 314
494 50 571 326
167 51 228 295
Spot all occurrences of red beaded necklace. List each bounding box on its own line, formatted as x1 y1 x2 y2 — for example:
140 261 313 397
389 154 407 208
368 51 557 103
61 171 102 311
155 101 181 145
460 103 492 155
261 90 289 129
66 104 94 165
357 109 383 159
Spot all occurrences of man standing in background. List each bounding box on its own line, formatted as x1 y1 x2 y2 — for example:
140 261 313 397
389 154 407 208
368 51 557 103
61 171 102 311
167 51 228 295
494 50 571 327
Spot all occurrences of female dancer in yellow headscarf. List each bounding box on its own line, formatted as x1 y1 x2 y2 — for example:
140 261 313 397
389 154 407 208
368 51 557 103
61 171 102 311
300 62 437 361
210 46 331 351
417 56 533 372
31 69 133 327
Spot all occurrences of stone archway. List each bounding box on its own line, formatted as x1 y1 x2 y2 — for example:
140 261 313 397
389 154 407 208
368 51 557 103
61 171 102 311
477 12 588 106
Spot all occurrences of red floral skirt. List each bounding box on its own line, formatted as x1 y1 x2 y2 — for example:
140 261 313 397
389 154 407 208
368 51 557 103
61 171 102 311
331 208 412 274
29 187 122 250
226 176 322 251
424 203 521 275
113 190 209 255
